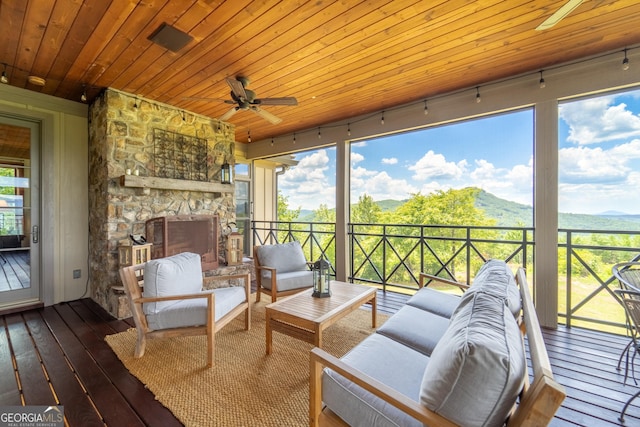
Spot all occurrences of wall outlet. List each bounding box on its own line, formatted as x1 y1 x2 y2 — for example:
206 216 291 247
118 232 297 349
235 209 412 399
73 269 81 279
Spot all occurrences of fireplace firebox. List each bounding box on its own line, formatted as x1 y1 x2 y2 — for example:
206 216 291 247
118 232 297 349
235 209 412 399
145 215 219 270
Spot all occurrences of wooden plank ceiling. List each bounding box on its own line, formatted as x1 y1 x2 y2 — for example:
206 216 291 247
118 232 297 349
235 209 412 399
1 0 640 144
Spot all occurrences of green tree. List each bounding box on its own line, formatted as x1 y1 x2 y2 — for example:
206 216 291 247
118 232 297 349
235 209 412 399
277 191 300 222
351 193 381 224
314 203 335 223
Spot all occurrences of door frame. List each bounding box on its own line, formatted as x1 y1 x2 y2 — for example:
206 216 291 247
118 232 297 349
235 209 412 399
0 106 54 309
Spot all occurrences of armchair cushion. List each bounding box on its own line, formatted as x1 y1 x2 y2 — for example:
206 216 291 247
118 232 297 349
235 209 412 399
257 241 308 275
419 291 525 427
260 270 314 291
143 252 204 315
146 286 247 330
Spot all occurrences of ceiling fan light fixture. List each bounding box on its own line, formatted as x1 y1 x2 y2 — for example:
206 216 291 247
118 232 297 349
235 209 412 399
536 0 583 31
27 75 46 86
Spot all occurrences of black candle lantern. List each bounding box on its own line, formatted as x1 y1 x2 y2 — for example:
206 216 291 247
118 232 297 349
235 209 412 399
312 257 331 298
221 161 233 184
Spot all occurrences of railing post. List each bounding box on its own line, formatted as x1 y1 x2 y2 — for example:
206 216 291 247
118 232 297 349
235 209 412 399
382 225 387 292
566 231 572 328
466 227 471 285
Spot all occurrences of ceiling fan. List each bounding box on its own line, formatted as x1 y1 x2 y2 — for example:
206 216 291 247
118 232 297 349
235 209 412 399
536 0 583 31
215 76 297 124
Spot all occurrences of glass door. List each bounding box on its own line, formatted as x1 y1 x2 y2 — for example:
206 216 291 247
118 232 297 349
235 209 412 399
234 163 251 256
0 115 40 309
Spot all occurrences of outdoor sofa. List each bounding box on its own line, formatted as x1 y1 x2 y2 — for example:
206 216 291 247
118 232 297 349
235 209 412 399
310 259 565 426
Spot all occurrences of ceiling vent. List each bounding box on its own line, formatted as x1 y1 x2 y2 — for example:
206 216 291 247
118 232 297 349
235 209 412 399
148 23 193 52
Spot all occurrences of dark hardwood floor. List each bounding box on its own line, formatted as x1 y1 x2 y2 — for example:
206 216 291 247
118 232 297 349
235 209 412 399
1 290 639 426
0 249 30 291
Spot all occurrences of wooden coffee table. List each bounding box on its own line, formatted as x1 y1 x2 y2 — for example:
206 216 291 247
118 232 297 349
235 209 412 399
265 281 377 354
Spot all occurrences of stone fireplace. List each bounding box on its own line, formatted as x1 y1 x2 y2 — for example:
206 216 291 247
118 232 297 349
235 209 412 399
88 88 240 317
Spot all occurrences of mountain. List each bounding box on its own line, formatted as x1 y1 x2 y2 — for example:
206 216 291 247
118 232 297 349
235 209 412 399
294 189 640 231
475 189 640 230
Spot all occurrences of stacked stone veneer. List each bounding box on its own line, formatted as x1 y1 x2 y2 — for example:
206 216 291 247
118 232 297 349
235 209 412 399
88 88 244 317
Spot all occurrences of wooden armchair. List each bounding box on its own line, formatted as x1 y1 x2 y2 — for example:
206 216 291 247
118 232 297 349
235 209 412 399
253 241 314 303
119 252 250 367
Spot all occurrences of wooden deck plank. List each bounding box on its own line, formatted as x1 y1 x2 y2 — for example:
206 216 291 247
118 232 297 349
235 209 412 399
27 308 105 426
66 300 183 427
47 303 147 427
4 313 57 406
0 317 22 405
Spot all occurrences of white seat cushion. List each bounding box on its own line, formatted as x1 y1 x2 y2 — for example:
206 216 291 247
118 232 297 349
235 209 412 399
146 286 246 330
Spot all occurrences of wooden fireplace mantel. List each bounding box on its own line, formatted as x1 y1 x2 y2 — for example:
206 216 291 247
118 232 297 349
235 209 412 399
120 175 234 194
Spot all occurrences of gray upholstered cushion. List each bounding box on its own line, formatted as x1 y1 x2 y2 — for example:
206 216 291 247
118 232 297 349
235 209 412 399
454 259 521 319
260 270 313 291
257 241 308 274
143 252 203 315
377 305 450 356
146 286 246 330
419 292 525 427
405 287 461 319
323 333 429 427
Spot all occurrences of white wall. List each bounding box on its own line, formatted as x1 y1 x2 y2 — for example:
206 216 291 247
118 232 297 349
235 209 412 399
0 84 89 307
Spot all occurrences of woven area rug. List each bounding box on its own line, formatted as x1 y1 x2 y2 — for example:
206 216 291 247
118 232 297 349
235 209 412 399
105 299 387 427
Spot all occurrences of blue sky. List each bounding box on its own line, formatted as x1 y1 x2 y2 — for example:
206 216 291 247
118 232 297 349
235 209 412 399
279 88 640 215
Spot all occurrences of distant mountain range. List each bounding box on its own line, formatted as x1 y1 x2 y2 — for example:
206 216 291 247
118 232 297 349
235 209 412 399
297 189 640 231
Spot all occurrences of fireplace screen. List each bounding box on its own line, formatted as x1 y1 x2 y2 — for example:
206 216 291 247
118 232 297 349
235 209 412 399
145 215 219 270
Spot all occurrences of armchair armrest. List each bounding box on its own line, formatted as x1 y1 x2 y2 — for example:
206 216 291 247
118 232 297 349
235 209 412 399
419 272 469 292
203 272 251 301
310 347 457 427
134 290 217 304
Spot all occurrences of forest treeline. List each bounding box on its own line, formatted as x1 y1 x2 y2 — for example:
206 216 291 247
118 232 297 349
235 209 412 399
277 187 640 283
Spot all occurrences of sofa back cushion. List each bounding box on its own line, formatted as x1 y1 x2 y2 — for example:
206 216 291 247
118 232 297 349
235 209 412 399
257 241 308 274
454 259 522 319
419 291 526 427
143 252 203 315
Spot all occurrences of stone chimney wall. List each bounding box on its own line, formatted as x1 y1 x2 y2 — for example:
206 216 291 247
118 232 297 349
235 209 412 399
88 88 236 316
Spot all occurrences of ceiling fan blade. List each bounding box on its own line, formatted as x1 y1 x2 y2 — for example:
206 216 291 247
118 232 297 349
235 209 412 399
219 107 239 121
182 96 231 103
226 77 247 100
255 97 298 106
536 0 583 30
250 106 282 124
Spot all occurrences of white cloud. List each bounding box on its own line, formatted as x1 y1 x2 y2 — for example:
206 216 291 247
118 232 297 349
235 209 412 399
381 157 398 165
279 150 335 209
351 170 418 201
560 97 640 145
408 150 467 181
351 152 365 164
559 142 638 184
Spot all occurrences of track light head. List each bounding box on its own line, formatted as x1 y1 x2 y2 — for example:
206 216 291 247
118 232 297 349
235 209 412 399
0 64 8 84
